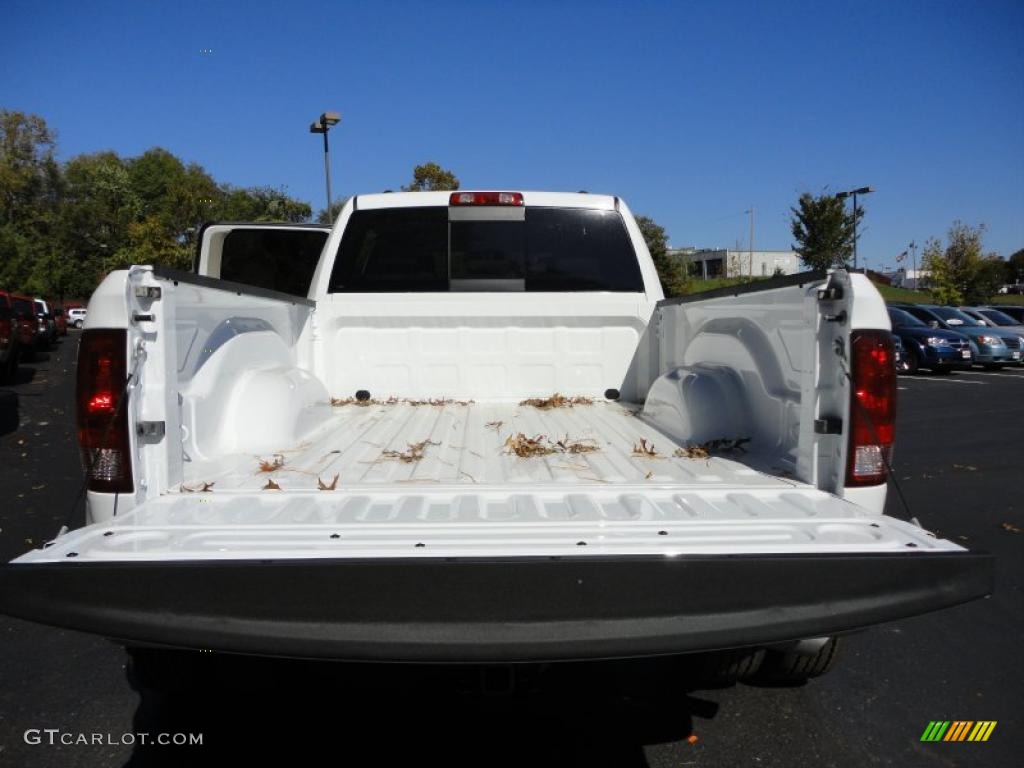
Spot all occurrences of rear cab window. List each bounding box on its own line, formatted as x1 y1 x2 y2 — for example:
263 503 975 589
218 229 329 297
328 206 645 293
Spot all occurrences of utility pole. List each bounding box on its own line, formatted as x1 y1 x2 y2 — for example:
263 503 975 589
745 207 755 278
909 240 917 290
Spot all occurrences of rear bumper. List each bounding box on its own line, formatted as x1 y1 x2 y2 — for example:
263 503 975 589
0 552 993 663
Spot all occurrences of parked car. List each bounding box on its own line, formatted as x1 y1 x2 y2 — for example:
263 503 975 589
53 308 67 336
33 299 57 346
0 291 19 381
887 306 972 373
892 303 1018 369
66 307 87 329
987 304 1024 323
9 294 40 361
0 192 993 694
959 307 1024 366
891 333 904 371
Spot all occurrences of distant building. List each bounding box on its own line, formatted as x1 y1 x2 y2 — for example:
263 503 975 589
889 268 930 290
671 248 802 279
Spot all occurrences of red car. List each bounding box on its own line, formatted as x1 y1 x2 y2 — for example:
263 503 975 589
9 294 40 362
0 291 18 380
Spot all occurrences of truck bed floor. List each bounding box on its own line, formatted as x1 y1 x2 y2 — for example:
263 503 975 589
186 401 787 492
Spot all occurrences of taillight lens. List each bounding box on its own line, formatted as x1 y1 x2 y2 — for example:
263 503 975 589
846 330 896 486
76 329 133 493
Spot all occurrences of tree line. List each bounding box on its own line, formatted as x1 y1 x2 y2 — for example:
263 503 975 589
4 108 1016 303
1 109 324 299
790 191 1021 304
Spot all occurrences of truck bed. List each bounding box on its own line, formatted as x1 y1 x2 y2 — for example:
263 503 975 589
187 400 784 490
19 400 960 564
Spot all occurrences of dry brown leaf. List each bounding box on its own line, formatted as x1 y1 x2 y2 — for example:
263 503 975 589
258 454 285 472
381 439 439 463
318 474 339 491
632 438 659 458
262 478 282 490
674 437 751 459
520 393 594 409
504 433 601 458
674 445 709 459
504 433 558 458
180 482 215 493
555 435 600 454
1002 522 1022 534
404 398 474 406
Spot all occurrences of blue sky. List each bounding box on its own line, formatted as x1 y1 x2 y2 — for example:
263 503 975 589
3 0 1022 268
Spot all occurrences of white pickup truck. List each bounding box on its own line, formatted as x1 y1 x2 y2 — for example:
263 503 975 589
0 191 992 684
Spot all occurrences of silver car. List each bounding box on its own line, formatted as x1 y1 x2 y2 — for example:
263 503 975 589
960 307 1024 366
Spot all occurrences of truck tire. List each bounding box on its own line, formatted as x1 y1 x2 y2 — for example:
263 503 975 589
126 648 204 692
903 347 919 374
755 637 840 684
690 648 766 685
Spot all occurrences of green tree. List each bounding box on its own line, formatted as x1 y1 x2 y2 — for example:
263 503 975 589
921 222 1000 305
315 198 349 224
401 162 460 191
635 215 688 296
790 191 862 269
0 110 62 291
1005 248 1024 285
215 185 311 222
921 237 962 305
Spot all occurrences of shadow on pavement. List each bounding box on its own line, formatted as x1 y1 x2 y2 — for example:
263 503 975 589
123 656 715 767
0 390 18 436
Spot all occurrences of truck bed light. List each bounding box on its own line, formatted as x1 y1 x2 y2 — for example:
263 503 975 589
449 192 524 206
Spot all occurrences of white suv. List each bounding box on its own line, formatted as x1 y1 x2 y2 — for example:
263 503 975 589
67 308 87 329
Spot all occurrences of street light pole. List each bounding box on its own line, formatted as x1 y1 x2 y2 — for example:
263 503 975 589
836 186 874 270
909 240 917 289
310 111 341 224
747 206 755 278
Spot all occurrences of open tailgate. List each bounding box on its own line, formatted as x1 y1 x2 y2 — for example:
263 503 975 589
0 486 994 661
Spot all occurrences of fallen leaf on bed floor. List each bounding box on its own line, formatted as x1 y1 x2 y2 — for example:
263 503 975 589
504 433 601 458
180 482 215 493
555 436 600 454
632 438 659 458
674 445 709 459
675 437 751 459
381 439 440 463
258 454 285 472
262 478 281 490
520 393 593 409
318 474 339 491
504 433 558 457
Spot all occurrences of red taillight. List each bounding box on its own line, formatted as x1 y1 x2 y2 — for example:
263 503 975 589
846 330 896 487
448 191 524 206
76 329 133 493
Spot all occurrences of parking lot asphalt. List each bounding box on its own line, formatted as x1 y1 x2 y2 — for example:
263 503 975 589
0 338 1021 767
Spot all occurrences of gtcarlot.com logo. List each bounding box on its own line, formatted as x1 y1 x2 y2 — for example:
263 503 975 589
24 729 203 746
920 721 997 742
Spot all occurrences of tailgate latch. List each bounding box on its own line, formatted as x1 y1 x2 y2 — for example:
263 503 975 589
814 417 843 435
137 421 166 438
